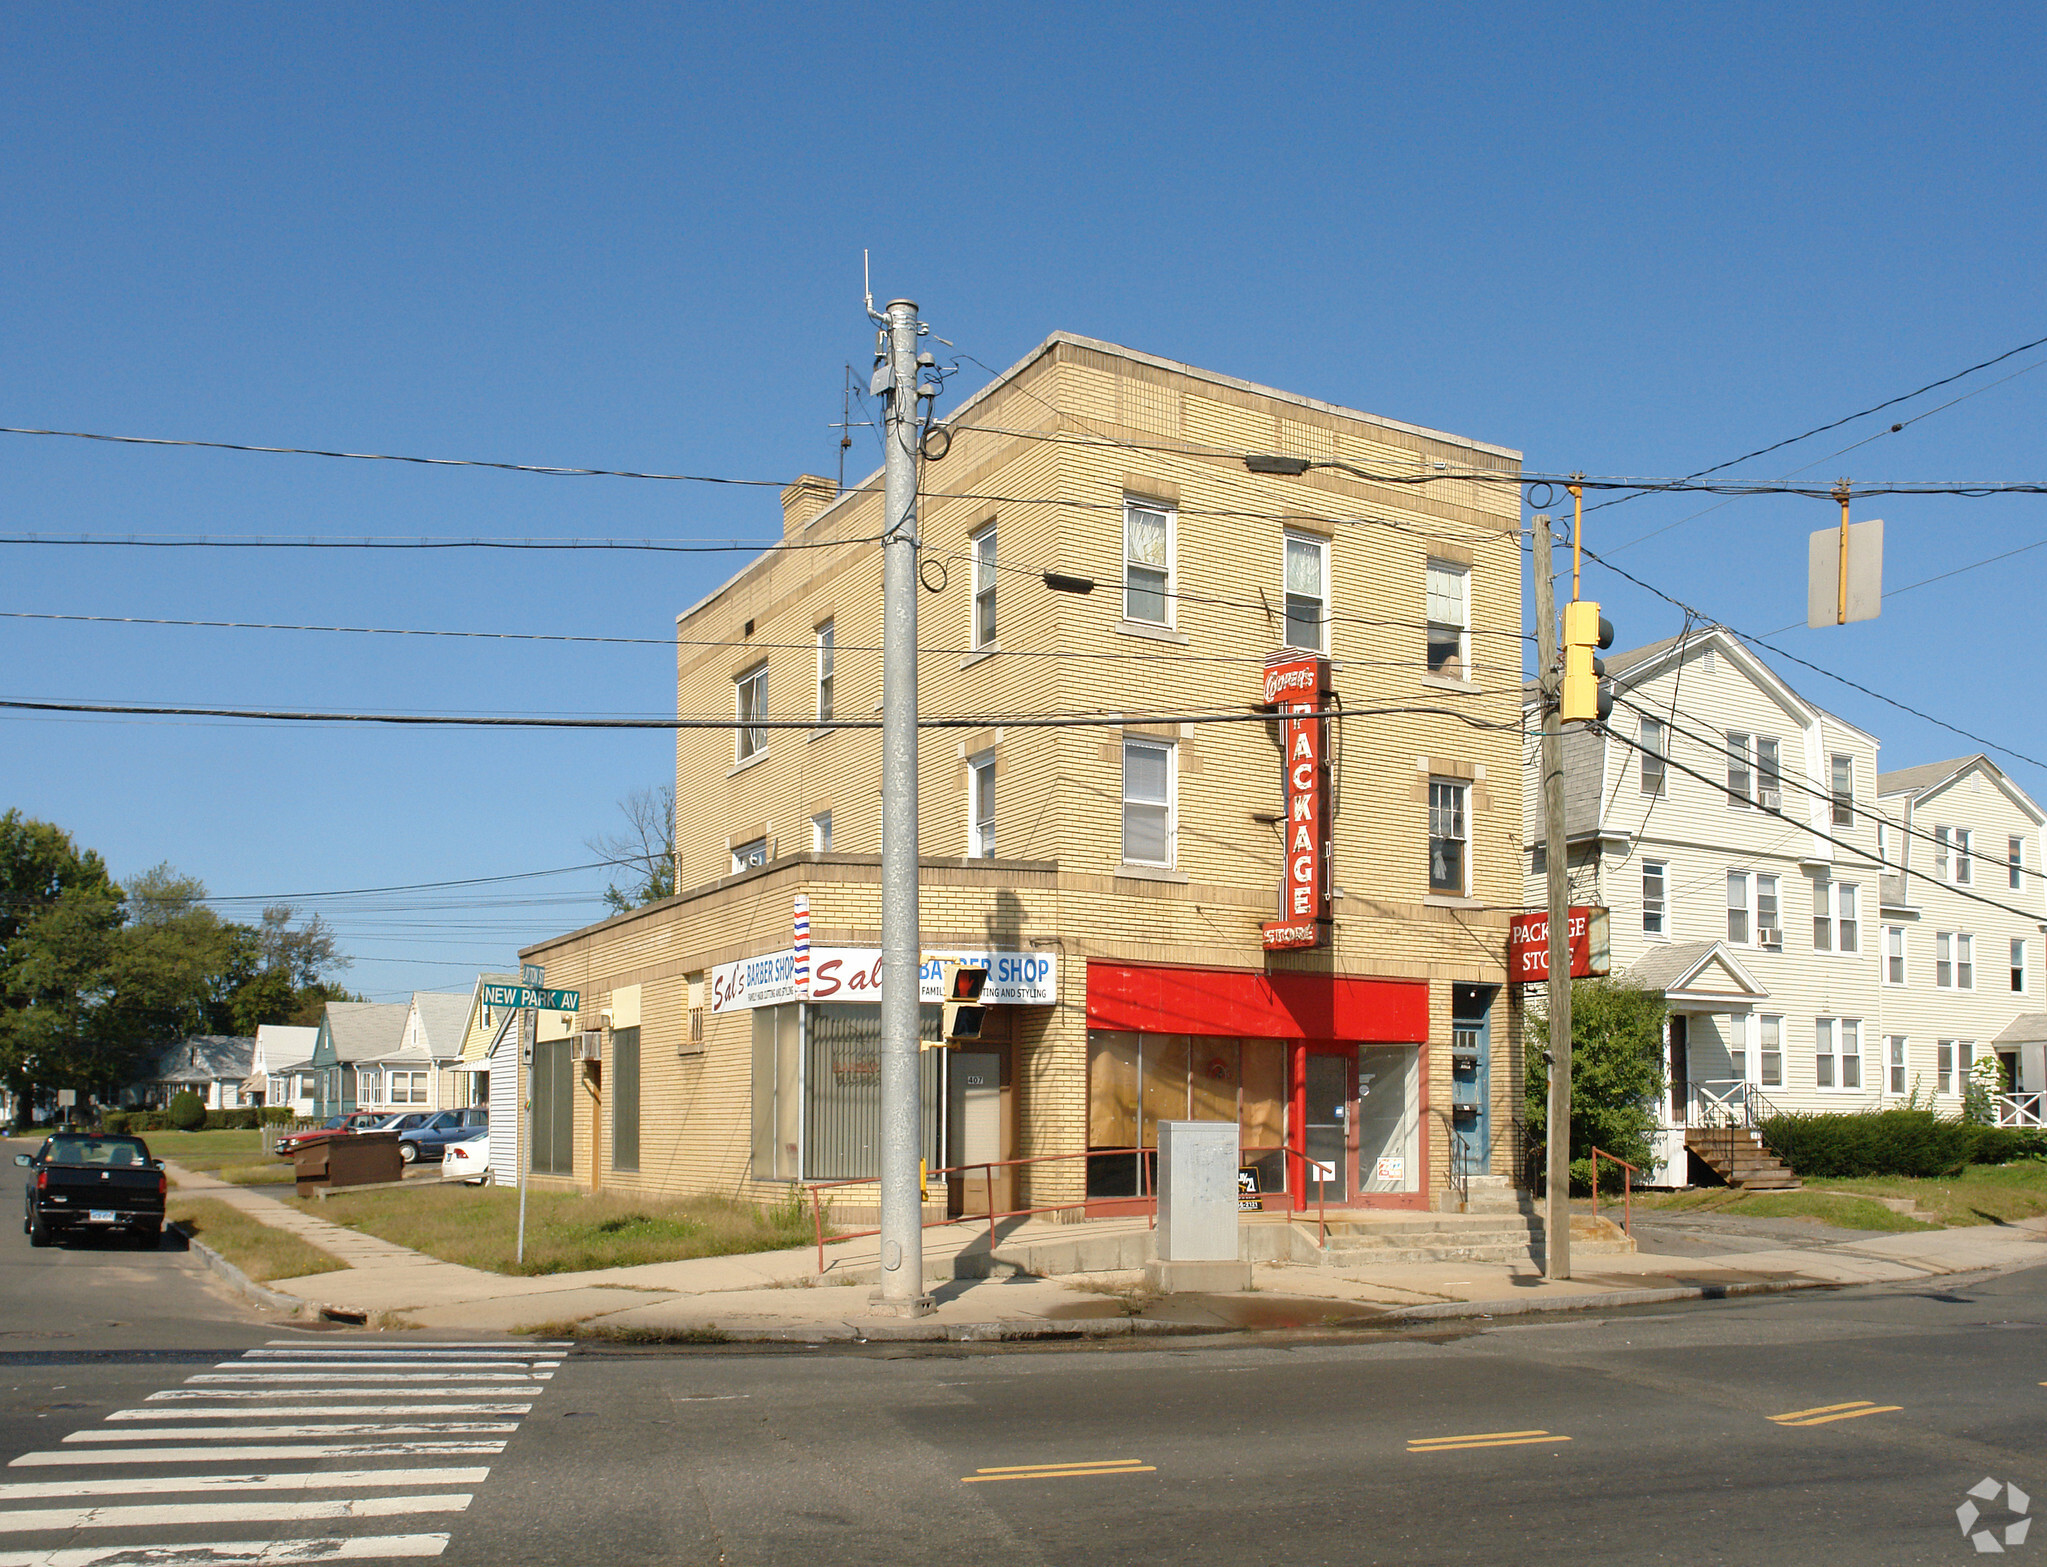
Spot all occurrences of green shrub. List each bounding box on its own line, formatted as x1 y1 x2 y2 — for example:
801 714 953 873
261 1106 293 1126
100 1111 132 1134
167 1091 206 1132
1760 1108 2047 1178
202 1107 260 1130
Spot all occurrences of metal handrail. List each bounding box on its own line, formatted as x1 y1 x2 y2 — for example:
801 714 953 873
1686 1079 1787 1131
1588 1146 1638 1237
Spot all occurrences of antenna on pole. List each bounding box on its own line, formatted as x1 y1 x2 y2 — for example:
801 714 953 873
863 249 883 323
836 365 854 495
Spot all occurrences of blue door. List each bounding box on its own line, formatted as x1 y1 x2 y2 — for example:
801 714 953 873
1449 985 1494 1185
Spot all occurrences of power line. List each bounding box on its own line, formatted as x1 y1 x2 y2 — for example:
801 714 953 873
0 531 869 553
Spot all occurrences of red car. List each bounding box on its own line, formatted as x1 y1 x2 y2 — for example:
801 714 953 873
273 1111 383 1158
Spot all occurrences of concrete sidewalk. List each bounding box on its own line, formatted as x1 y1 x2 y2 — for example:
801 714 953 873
164 1162 2047 1342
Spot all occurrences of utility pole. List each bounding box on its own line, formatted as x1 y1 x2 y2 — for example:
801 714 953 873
1534 514 1573 1282
874 295 933 1317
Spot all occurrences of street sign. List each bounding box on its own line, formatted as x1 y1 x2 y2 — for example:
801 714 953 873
1808 517 1883 627
1508 906 1611 984
480 983 581 1012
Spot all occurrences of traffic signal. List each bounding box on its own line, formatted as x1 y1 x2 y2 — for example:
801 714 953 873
938 960 989 1043
1561 600 1615 723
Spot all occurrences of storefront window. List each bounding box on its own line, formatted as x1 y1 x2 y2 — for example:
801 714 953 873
1086 1032 1289 1197
752 1002 943 1183
1356 1045 1419 1193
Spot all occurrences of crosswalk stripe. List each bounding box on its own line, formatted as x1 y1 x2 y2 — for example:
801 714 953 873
0 1468 490 1502
189 1374 550 1384
11 1443 505 1467
243 1350 552 1360
66 1425 518 1442
209 1362 559 1373
0 1533 452 1567
0 1494 473 1534
113 1405 531 1421
265 1341 569 1349
148 1388 541 1401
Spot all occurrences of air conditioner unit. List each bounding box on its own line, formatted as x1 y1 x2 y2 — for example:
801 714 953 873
1758 789 1782 811
570 1032 604 1062
1757 927 1782 948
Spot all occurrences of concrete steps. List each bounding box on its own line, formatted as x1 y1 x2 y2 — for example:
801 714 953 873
1686 1127 1802 1190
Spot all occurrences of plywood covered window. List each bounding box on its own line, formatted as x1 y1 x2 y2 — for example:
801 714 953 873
1085 1032 1288 1197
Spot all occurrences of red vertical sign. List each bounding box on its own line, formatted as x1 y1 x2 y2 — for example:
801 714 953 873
1262 652 1333 951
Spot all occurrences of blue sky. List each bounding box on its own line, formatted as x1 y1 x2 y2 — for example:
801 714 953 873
3 3 2043 1001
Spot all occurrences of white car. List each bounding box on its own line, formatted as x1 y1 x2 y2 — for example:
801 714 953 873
441 1130 493 1185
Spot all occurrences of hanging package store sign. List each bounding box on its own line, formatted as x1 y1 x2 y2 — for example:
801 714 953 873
710 948 1058 1013
1506 906 1612 983
1261 651 1334 951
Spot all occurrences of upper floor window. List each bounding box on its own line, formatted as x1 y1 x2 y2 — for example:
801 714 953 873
815 622 835 724
1830 754 1854 826
1284 533 1329 651
810 811 832 853
2014 937 2028 994
1811 878 1859 954
1429 780 1469 894
1936 931 1974 990
1642 860 1667 935
731 838 768 874
970 754 996 859
1935 826 1973 884
1756 737 1783 811
735 663 768 763
1725 733 1752 809
1639 717 1667 796
1123 500 1173 625
1425 559 1469 677
2011 835 2026 891
1121 738 1174 865
1727 871 1778 948
972 525 998 648
1815 1017 1862 1090
1727 871 1750 944
1884 925 1906 985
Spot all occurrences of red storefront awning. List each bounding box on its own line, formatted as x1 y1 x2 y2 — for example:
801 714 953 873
1085 961 1428 1042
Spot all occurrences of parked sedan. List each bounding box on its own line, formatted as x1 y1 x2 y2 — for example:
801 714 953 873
380 1108 488 1165
441 1130 492 1185
273 1110 382 1157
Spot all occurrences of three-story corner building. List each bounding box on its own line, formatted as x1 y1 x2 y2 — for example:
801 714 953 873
1523 628 1888 1181
521 331 1526 1220
1876 756 2047 1110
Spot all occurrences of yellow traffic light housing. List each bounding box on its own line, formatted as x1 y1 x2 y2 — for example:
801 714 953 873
1561 600 1615 723
938 960 989 1043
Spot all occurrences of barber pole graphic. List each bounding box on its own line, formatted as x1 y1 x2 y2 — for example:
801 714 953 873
1261 651 1334 952
792 895 811 994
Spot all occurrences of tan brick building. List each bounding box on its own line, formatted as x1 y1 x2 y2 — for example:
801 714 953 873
521 332 1526 1220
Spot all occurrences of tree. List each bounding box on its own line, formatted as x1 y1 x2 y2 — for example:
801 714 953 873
588 783 677 914
1524 978 1668 1187
0 811 126 1103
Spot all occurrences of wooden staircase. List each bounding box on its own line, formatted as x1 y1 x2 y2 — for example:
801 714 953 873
1685 1126 1800 1190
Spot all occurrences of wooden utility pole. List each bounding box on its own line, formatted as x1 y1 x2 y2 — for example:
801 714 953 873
1534 514 1573 1282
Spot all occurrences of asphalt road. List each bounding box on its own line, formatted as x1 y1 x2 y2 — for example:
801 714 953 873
4 1132 2043 1566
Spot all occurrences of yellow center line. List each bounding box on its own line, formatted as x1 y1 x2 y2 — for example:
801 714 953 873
1769 1401 1874 1423
1408 1435 1571 1452
1774 1405 1902 1427
970 1459 1146 1474
962 1465 1155 1484
1408 1430 1551 1445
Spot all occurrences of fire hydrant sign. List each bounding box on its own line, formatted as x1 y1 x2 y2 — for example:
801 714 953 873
1507 906 1612 983
1262 651 1333 951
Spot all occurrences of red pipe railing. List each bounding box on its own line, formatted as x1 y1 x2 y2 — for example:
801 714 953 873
1589 1146 1639 1237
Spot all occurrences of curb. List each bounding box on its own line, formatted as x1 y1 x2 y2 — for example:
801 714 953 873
169 1220 351 1321
1379 1276 1848 1321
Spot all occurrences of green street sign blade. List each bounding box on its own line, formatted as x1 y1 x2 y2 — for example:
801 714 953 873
480 983 580 1012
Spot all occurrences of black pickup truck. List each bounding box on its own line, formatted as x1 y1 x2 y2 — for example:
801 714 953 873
16 1132 167 1247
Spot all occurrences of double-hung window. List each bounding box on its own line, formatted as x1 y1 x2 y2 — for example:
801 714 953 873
1815 1018 1862 1090
1121 738 1174 865
969 754 996 859
1123 500 1173 625
1936 826 1973 884
1936 931 1974 989
1639 717 1667 795
1756 738 1783 811
1642 860 1668 936
1812 878 1859 953
972 525 998 648
358 1070 381 1105
1754 874 1782 950
1285 533 1329 651
1727 872 1750 945
2014 937 2029 994
1885 925 1906 984
1955 827 1974 884
1429 780 1468 894
1937 1041 1957 1096
1425 559 1469 677
2012 835 2026 890
1758 1015 1783 1088
1888 1036 1909 1096
1830 754 1854 826
1725 733 1753 808
814 622 835 723
735 663 768 763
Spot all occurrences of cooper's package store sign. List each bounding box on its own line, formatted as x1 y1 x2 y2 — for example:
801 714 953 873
1507 906 1612 983
710 948 1058 1014
1261 651 1333 952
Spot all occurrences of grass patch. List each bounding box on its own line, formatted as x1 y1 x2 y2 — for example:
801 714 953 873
216 1161 297 1186
1637 1188 1937 1232
1814 1163 2047 1228
169 1196 347 1283
138 1129 276 1172
294 1183 816 1276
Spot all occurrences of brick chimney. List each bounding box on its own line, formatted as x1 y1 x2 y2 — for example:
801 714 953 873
780 474 837 539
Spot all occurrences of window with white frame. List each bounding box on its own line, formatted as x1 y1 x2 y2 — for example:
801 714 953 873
1959 932 1975 989
1725 733 1752 808
1756 737 1783 811
2014 937 2028 994
735 663 768 762
1639 717 1667 795
1885 925 1906 984
814 622 834 723
1830 754 1854 826
1955 826 1974 884
1123 499 1173 625
1935 825 1973 884
2011 835 2026 891
972 525 998 648
1727 871 1750 945
969 754 996 859
1642 860 1668 936
1888 1035 1908 1096
1811 878 1859 953
1429 779 1468 894
1937 1040 1957 1096
1285 533 1329 651
1815 1017 1862 1090
1756 874 1782 950
1425 558 1469 677
358 1069 382 1105
1725 872 1777 947
810 811 832 853
1759 1014 1783 1087
1121 738 1173 865
731 837 768 874
1936 931 1974 989
399 1071 427 1105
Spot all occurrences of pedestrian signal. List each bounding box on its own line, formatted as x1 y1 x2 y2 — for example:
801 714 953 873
939 960 989 1043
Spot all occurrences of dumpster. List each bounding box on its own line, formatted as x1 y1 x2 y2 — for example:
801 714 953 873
296 1130 402 1196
